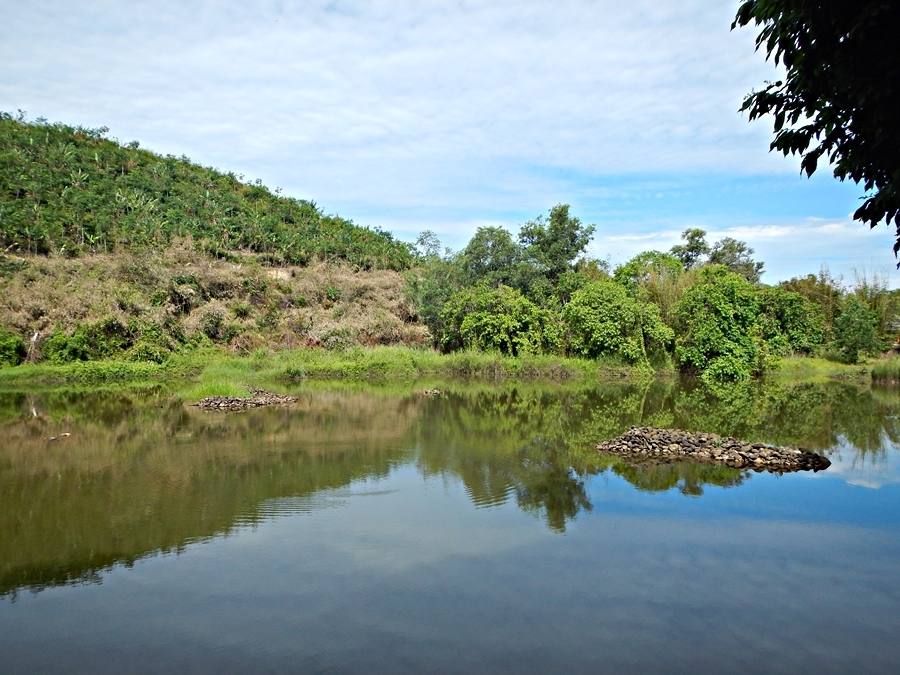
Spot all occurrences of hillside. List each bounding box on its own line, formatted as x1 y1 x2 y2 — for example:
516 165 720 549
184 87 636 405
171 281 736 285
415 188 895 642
0 114 427 366
0 113 413 270
0 243 428 366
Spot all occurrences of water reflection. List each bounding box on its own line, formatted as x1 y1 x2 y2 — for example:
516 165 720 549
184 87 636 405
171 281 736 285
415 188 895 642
1 379 899 598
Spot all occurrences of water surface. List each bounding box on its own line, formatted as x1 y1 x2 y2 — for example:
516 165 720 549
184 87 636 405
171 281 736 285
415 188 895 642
1 379 899 673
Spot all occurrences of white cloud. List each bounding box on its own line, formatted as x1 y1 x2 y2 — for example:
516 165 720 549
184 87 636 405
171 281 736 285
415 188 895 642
1 0 893 281
0 1 784 202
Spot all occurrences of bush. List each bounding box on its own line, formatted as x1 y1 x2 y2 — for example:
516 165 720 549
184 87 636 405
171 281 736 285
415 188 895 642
756 286 825 355
563 281 673 364
0 328 26 367
125 321 179 363
674 265 761 381
833 296 879 364
199 308 227 341
439 285 560 356
43 318 135 363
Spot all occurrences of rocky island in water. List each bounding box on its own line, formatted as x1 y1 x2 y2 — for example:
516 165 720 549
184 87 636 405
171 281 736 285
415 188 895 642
597 427 831 472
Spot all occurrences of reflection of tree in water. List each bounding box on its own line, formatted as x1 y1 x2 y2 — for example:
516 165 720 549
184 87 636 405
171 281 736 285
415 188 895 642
611 461 747 497
2 378 898 596
510 440 592 533
671 379 900 456
0 390 416 598
416 379 900 526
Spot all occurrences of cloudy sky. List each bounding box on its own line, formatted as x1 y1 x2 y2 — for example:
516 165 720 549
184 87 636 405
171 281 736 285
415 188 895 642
2 0 896 284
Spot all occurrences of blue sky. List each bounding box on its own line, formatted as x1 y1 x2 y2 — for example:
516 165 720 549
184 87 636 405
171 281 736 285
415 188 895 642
2 0 896 285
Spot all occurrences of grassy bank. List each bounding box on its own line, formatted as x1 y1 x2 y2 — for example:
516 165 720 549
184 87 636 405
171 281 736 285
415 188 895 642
771 356 872 382
1 347 885 397
872 356 900 385
0 346 646 396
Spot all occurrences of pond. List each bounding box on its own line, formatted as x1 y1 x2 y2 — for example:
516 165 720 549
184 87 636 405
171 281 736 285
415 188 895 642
1 379 899 673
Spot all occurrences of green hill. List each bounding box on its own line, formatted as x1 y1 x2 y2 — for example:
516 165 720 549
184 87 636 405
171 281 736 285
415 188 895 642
0 112 413 270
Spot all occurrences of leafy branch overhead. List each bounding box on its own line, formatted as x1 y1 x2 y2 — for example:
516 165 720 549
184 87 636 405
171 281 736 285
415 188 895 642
733 1 900 254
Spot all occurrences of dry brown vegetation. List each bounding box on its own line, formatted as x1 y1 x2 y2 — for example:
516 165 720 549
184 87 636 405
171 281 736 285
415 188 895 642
0 240 429 357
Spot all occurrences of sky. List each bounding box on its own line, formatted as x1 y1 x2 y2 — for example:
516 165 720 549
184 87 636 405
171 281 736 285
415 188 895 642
1 0 896 285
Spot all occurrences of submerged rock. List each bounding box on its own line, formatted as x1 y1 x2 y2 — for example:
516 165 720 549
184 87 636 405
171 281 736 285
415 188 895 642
596 427 830 473
193 388 298 411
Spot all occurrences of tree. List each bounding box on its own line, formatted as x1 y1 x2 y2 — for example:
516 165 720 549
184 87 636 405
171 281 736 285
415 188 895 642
733 2 900 254
459 226 521 287
674 265 763 381
833 296 879 364
670 228 710 269
518 204 595 283
563 281 673 364
756 286 824 354
414 230 442 258
613 251 684 291
708 237 765 282
438 284 560 356
779 268 843 333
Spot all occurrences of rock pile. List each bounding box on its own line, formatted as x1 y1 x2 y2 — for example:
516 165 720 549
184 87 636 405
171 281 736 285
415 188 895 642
194 388 298 411
596 427 831 472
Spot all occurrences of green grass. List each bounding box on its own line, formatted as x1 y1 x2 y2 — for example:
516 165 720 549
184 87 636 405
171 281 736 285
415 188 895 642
871 356 900 384
0 346 645 395
0 359 163 388
1 347 886 398
771 356 871 382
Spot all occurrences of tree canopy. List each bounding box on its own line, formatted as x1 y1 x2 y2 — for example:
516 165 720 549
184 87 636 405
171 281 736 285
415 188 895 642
733 1 900 255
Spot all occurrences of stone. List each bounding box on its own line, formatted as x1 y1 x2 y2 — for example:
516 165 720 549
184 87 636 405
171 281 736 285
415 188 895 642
595 427 830 473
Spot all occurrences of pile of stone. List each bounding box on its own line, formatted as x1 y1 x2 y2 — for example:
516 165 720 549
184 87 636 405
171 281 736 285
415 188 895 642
596 426 831 472
194 388 298 411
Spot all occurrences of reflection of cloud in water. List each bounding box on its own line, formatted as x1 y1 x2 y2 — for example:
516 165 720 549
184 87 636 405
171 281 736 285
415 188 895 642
821 434 900 490
266 467 544 574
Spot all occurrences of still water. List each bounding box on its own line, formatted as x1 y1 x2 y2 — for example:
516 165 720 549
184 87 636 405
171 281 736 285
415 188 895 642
1 379 899 673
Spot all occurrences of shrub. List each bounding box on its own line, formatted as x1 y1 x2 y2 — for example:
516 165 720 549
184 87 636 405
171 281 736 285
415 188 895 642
613 251 683 292
756 286 825 355
833 296 879 364
439 285 560 356
199 308 226 341
674 265 761 381
563 280 673 364
0 328 26 367
232 301 252 319
125 321 178 363
43 318 135 363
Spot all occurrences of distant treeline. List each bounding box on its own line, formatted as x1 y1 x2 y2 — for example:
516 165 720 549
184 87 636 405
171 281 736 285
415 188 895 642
0 113 413 270
407 207 899 381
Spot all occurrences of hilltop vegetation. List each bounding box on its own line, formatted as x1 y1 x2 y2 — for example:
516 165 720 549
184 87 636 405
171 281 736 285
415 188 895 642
0 113 897 384
0 113 412 269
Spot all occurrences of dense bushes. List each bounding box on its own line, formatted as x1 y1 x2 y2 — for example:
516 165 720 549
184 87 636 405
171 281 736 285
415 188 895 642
0 329 26 367
563 281 672 364
42 318 184 364
674 266 763 381
438 285 560 356
407 208 898 381
0 113 413 270
756 287 824 355
834 297 879 364
43 318 136 363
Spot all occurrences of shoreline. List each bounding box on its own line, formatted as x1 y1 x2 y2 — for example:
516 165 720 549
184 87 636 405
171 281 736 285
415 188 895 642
0 346 874 394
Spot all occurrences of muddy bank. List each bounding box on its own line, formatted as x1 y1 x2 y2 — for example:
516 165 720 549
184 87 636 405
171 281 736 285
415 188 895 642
597 427 831 472
193 388 298 411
